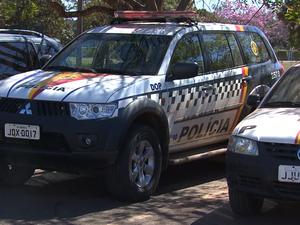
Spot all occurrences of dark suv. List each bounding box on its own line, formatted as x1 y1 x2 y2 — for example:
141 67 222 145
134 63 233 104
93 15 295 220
0 29 62 79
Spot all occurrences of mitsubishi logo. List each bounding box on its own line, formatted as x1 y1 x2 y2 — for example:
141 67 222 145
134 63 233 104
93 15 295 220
19 103 32 115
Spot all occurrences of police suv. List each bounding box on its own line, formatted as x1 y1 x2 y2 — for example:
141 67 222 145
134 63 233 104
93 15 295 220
0 11 283 201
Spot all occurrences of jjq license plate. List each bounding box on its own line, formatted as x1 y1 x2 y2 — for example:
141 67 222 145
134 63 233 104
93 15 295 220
278 165 300 183
4 123 40 140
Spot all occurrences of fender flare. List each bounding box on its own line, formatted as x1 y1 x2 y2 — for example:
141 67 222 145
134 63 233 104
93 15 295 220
104 98 170 168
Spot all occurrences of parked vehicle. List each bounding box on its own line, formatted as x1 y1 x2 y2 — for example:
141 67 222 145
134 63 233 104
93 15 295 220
0 29 62 56
227 64 300 216
0 29 62 79
0 11 283 202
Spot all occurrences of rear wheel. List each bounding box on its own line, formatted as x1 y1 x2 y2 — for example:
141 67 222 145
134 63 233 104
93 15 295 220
0 158 35 187
105 125 162 202
229 188 264 216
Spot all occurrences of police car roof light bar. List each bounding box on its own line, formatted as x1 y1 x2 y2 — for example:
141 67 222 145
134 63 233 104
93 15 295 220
114 11 199 20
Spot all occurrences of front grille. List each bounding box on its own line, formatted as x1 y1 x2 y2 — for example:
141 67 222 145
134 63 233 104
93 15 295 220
238 175 264 189
0 98 26 114
265 142 300 161
36 101 70 116
272 181 300 197
0 130 69 152
0 98 70 116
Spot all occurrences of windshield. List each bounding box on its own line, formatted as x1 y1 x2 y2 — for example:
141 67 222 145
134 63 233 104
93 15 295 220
262 67 300 108
44 33 171 75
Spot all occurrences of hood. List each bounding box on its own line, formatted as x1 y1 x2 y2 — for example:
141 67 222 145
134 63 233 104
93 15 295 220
0 70 147 102
235 108 300 144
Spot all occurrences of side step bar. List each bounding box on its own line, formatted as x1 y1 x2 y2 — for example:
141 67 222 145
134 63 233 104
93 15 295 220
168 147 227 165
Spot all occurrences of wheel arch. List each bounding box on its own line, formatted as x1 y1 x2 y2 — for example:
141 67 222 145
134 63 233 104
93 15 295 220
105 98 170 170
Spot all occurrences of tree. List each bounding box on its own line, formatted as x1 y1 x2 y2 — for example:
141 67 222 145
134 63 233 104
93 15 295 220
46 0 198 40
45 0 197 18
0 0 74 45
0 0 199 45
277 0 300 48
215 1 288 49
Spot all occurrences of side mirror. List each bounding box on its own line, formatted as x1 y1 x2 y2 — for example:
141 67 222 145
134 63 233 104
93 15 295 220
166 61 198 81
40 54 52 67
247 94 260 108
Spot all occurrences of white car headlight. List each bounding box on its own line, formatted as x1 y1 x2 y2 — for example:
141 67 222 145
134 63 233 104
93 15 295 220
70 103 116 120
227 136 258 156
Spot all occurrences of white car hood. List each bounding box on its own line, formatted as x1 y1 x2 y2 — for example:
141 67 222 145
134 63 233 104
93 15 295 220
0 70 146 102
235 108 300 144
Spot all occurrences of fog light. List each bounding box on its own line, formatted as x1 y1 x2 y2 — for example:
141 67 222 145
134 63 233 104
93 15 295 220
78 134 97 148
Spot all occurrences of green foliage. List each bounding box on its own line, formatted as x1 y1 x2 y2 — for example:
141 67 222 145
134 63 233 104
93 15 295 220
0 0 74 45
292 50 300 60
82 0 114 30
163 0 182 10
276 50 288 60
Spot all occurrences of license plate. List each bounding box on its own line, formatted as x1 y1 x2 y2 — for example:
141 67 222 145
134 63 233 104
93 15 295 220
4 123 40 140
278 165 300 183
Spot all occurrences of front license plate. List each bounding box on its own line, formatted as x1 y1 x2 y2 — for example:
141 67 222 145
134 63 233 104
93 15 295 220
278 165 300 183
4 123 40 140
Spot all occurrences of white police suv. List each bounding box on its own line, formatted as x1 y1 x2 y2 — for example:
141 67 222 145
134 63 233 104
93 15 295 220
0 11 283 201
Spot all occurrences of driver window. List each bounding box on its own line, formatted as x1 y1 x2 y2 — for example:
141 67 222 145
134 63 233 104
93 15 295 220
170 34 204 74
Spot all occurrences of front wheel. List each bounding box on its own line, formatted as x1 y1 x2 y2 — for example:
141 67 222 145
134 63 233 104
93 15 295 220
229 188 264 216
0 158 35 187
105 125 162 202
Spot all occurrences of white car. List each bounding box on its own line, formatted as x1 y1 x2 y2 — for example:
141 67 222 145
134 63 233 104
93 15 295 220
227 64 300 216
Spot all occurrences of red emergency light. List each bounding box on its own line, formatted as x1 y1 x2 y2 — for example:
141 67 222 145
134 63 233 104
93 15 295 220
114 11 199 20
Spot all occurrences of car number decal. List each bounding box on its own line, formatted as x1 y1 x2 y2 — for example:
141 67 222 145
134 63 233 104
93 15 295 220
27 72 109 99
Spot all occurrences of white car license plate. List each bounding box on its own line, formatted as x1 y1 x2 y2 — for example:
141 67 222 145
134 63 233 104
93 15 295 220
278 165 300 183
4 123 40 140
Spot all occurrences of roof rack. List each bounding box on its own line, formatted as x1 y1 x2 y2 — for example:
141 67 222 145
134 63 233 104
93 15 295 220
111 11 199 25
0 29 46 37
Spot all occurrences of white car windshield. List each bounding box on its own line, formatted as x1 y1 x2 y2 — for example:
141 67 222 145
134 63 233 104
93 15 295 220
263 67 300 107
45 33 171 75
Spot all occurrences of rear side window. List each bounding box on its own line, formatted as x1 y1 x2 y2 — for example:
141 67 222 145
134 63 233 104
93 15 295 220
227 34 243 67
202 33 234 71
170 33 204 73
236 32 270 64
0 42 39 79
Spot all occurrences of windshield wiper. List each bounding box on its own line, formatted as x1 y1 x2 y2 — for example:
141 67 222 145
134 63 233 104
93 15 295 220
92 68 139 76
46 66 139 76
74 68 98 74
46 66 98 74
46 66 75 71
263 101 300 107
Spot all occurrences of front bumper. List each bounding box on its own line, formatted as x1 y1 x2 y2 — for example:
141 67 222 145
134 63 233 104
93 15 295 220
0 98 119 173
226 142 300 202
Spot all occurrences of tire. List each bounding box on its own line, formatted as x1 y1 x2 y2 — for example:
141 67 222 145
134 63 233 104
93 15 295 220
228 188 264 216
105 125 162 202
0 158 35 187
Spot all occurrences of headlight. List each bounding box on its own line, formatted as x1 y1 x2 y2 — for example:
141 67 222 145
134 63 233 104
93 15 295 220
227 136 258 156
70 103 116 120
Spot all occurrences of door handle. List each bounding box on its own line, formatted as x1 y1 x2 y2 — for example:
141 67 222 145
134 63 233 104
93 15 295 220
202 84 213 91
242 76 252 83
